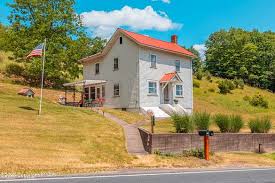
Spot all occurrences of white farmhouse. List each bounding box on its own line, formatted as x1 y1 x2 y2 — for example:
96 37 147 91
79 28 195 118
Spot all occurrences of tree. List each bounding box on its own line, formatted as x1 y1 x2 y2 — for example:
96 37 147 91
188 47 203 73
0 23 9 51
205 28 275 91
7 0 105 87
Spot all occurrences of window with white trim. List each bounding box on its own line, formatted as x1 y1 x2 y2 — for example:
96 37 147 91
114 58 119 70
95 63 99 74
148 81 157 95
175 60 180 72
114 83 120 96
150 54 157 68
176 85 183 96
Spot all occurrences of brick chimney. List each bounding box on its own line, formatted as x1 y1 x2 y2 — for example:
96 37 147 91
171 35 178 44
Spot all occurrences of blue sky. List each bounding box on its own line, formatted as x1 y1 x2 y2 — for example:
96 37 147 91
1 0 275 53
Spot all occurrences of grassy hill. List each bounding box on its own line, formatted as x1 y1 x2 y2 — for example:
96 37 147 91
1 51 275 175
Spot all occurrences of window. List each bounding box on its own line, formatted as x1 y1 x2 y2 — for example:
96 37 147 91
119 36 123 44
90 87 95 100
176 85 183 96
102 85 105 98
114 83 120 96
148 81 157 95
114 58 119 70
84 87 89 99
95 63 99 74
175 60 180 72
150 54 157 68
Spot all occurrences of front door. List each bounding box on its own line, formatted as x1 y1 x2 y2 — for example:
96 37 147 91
164 85 169 104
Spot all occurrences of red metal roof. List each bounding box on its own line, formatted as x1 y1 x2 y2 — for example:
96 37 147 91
160 72 177 82
120 29 194 57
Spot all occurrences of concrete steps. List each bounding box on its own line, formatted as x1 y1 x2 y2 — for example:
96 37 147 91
141 107 170 118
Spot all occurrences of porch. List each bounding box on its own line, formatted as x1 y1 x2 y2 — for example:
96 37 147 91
62 80 106 107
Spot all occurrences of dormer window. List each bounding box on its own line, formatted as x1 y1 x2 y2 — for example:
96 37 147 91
150 54 157 68
175 60 180 72
119 36 123 44
95 63 99 74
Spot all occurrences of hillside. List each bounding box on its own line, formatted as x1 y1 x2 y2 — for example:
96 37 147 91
143 77 275 133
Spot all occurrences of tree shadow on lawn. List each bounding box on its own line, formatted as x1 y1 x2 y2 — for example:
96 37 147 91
19 106 36 111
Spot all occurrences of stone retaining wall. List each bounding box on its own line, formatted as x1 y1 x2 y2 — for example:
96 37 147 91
138 128 275 153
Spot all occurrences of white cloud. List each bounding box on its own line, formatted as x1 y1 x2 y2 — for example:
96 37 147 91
152 0 171 3
161 0 171 3
193 44 207 61
81 6 181 38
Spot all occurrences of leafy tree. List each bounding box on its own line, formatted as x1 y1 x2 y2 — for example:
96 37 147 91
205 28 275 91
0 23 9 51
188 47 203 73
7 0 105 87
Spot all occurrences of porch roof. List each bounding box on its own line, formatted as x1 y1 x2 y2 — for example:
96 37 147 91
160 72 182 83
63 80 106 87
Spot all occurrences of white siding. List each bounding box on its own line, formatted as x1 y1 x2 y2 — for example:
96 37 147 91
138 47 193 112
83 34 139 108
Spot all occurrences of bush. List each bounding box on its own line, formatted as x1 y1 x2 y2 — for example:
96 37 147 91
172 114 194 133
218 79 235 94
195 70 203 80
214 114 231 132
229 115 244 133
205 71 212 81
5 63 24 77
193 80 200 88
243 95 251 101
249 116 271 133
249 94 268 108
214 114 244 133
182 148 205 159
193 112 211 130
208 88 215 92
233 78 244 89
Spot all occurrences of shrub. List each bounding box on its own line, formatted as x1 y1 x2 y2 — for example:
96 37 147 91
193 112 211 130
5 63 24 77
195 70 203 80
205 71 212 81
249 116 271 133
233 78 245 89
193 80 200 88
218 79 235 94
249 94 268 108
229 115 244 133
214 114 231 132
182 148 205 159
172 114 194 133
208 88 215 92
243 95 251 101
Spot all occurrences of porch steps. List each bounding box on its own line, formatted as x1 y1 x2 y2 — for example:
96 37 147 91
160 104 188 115
141 107 170 118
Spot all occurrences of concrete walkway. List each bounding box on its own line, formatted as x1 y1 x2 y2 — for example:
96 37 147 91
93 109 147 155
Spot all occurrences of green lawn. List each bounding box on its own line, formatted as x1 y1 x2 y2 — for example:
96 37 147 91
0 82 134 174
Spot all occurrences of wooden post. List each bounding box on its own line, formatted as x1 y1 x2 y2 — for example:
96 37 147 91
65 88 67 104
204 135 209 160
151 115 155 134
73 86 76 104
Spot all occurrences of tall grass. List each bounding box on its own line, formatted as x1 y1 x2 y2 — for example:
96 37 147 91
214 114 231 132
192 112 211 130
249 116 271 133
172 114 194 133
229 115 244 133
214 114 244 133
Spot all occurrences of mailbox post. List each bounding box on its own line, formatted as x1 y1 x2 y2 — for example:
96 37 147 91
198 130 214 161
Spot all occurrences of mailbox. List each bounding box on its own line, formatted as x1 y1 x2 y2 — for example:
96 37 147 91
198 130 214 136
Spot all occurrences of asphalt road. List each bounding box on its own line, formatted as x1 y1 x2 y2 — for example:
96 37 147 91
1 168 275 183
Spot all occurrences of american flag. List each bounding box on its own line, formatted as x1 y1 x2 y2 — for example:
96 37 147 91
27 43 44 58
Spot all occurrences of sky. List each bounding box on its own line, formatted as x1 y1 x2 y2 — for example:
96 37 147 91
1 0 275 57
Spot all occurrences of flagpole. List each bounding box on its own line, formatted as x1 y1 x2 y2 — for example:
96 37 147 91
38 38 46 115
